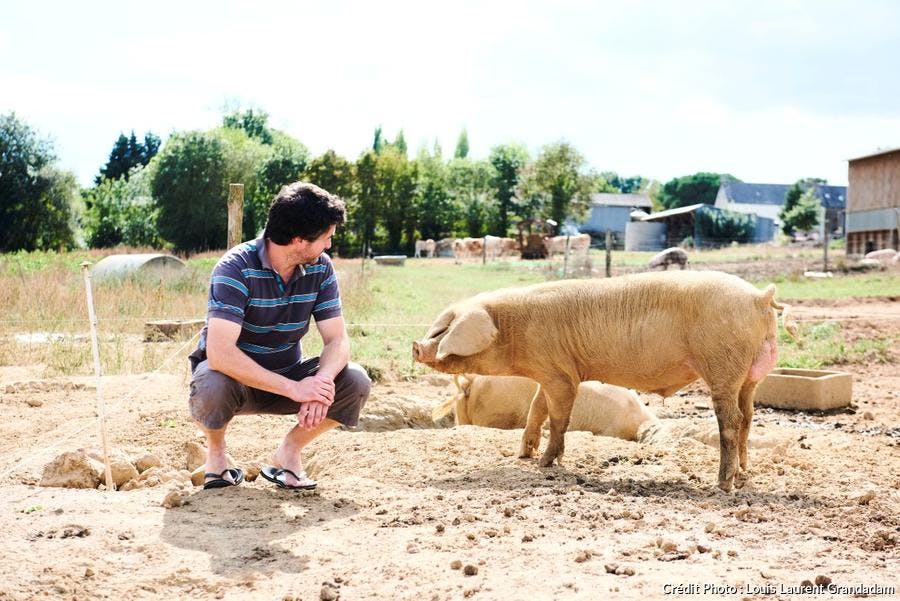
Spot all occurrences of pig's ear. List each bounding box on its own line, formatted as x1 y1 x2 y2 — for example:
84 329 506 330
426 308 455 338
436 308 497 360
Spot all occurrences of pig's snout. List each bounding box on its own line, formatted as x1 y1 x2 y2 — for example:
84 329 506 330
412 340 435 363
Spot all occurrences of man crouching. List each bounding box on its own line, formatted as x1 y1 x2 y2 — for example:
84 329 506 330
188 182 370 490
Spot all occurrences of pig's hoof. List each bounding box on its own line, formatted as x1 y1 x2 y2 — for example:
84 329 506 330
717 477 734 493
518 433 539 459
734 469 751 489
518 443 534 459
538 450 559 468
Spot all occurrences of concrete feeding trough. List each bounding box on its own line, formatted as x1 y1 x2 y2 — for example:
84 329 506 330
373 255 407 267
755 368 852 411
91 254 186 280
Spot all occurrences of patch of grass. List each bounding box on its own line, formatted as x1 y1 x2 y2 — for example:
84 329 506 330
777 321 897 368
757 273 900 300
20 505 43 514
778 322 846 369
158 418 178 428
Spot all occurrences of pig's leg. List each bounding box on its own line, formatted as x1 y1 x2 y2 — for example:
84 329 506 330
538 380 577 467
735 379 758 488
711 383 743 492
519 387 548 459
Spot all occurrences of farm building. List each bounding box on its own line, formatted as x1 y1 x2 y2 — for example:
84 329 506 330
714 181 846 240
579 193 652 247
627 204 775 250
846 147 900 255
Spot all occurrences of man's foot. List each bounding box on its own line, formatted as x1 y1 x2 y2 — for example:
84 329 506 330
204 448 237 487
271 445 312 488
203 468 244 489
260 466 317 490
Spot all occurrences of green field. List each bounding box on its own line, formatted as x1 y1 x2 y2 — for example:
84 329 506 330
0 248 897 379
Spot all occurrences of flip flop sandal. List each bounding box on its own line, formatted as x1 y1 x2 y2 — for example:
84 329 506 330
203 468 244 489
260 466 317 490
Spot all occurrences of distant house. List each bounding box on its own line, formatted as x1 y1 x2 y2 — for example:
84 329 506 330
629 203 771 249
846 147 900 255
579 193 652 246
714 181 846 239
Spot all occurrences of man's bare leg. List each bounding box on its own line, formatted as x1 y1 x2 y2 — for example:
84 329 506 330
272 418 340 486
197 422 238 485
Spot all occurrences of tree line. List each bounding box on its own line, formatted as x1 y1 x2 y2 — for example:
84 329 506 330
0 109 821 255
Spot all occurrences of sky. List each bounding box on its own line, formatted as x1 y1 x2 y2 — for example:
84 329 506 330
3 0 900 188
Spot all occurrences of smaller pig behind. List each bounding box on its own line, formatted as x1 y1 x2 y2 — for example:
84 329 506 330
433 375 656 441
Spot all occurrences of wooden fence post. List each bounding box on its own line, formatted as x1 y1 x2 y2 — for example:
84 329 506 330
227 183 244 249
605 230 612 278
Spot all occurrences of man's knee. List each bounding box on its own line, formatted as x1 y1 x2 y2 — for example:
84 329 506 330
342 362 372 399
189 362 244 430
330 362 371 427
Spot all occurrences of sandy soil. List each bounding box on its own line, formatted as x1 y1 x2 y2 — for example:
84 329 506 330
0 301 898 600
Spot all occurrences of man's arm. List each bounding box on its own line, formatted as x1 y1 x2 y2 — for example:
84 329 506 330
206 317 334 406
315 315 350 381
292 315 350 429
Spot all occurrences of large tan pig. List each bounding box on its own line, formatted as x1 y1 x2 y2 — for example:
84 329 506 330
413 270 797 491
434 375 656 441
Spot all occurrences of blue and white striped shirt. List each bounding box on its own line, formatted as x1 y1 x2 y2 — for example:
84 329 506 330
193 237 342 373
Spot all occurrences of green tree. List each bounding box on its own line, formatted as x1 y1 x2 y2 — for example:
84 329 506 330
253 132 310 236
447 158 495 237
372 126 385 154
142 132 161 162
521 142 596 233
96 130 161 183
393 130 407 157
600 171 645 194
779 178 827 235
488 143 529 235
222 108 274 145
376 147 418 252
304 150 356 254
781 188 822 235
84 165 161 248
150 131 230 251
454 129 469 159
31 167 81 251
779 182 804 235
354 151 380 253
695 208 756 246
659 172 736 210
0 113 79 251
415 147 455 241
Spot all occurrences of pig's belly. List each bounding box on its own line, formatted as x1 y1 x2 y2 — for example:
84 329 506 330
587 361 699 398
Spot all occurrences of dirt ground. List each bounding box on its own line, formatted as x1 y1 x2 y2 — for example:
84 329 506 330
0 300 898 600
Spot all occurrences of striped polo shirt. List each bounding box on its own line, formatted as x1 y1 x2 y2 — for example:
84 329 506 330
192 237 342 373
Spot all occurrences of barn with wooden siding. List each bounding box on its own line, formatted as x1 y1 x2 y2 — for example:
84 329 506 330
847 147 900 255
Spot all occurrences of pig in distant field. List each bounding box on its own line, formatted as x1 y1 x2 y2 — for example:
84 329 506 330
648 247 689 270
864 248 897 263
413 271 797 491
433 375 656 441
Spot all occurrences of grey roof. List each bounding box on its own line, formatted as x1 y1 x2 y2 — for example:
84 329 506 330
720 181 845 209
641 203 707 221
590 193 652 208
848 146 900 162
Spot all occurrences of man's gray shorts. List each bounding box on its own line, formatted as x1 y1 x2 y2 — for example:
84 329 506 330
189 357 371 430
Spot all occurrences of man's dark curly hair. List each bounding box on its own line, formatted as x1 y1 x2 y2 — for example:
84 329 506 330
263 182 346 245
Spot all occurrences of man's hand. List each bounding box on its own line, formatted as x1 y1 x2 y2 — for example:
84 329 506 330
297 400 329 429
287 374 335 406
